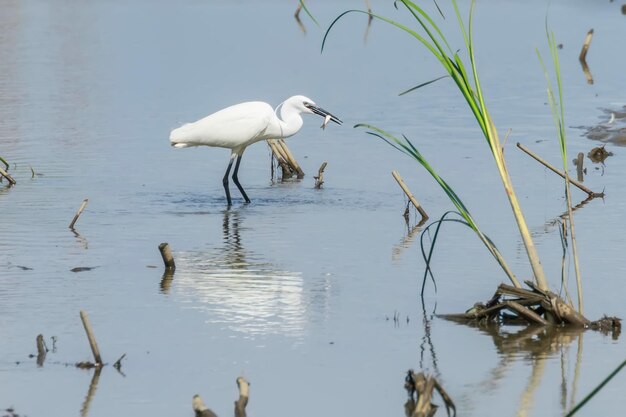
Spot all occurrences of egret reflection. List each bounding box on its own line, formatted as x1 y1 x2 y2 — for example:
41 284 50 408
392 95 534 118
174 210 306 337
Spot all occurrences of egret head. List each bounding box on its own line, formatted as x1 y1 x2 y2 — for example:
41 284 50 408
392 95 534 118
283 95 342 126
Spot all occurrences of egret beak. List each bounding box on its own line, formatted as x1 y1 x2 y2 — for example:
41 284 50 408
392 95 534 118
304 102 342 126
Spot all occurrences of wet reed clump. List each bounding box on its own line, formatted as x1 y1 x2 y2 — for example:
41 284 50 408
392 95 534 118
440 282 590 327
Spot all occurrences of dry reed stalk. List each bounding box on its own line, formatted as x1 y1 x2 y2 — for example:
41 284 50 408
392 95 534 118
158 242 176 271
563 171 585 315
113 353 126 371
69 199 89 229
267 140 294 179
36 334 47 356
36 334 47 366
391 170 428 221
276 139 304 178
235 376 250 417
516 143 601 197
579 29 594 62
0 166 16 185
576 152 584 182
79 310 103 366
579 29 595 84
193 395 218 417
314 162 327 188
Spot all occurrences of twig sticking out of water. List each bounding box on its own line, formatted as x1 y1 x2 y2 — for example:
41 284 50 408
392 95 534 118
158 242 176 271
69 199 89 229
579 29 594 62
392 170 429 222
79 310 103 367
575 152 585 182
314 162 327 189
234 376 250 417
113 354 126 372
516 143 602 198
192 395 218 417
36 334 47 366
578 29 594 84
0 165 16 185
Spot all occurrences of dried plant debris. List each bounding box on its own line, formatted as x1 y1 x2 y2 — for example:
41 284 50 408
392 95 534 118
439 281 598 327
587 145 613 163
404 370 455 417
192 395 218 417
589 315 621 339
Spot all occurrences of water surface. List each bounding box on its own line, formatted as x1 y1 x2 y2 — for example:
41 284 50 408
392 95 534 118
1 1 626 416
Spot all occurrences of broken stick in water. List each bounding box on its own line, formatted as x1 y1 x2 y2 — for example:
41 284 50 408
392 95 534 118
576 152 585 182
579 29 594 62
192 395 218 417
113 353 126 372
516 143 603 197
0 165 16 186
69 199 89 229
234 376 250 417
579 29 594 84
79 310 103 366
158 242 176 271
36 334 47 366
314 162 327 189
392 170 428 222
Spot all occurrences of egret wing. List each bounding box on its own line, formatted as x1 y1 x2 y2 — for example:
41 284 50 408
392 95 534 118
170 102 274 149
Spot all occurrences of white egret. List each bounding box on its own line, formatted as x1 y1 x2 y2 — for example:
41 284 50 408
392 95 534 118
170 95 342 206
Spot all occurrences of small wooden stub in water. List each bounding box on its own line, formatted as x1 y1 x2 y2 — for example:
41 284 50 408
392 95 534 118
158 242 176 271
235 376 250 417
69 198 89 229
314 162 327 189
579 28 594 62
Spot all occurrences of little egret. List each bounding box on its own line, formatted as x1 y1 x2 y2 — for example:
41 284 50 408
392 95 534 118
170 95 342 206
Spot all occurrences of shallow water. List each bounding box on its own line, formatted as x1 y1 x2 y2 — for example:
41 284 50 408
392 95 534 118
1 1 626 416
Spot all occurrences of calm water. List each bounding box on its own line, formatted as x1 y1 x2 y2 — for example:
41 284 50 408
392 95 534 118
1 1 625 416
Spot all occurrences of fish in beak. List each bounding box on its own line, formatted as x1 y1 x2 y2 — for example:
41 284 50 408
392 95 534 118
304 102 342 129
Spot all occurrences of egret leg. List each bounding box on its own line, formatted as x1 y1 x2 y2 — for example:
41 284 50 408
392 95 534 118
232 154 251 203
222 157 235 207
